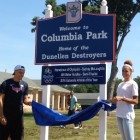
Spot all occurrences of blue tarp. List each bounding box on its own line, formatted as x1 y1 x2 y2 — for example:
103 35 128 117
32 100 116 126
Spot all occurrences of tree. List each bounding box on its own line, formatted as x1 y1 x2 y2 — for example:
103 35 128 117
106 0 140 99
113 78 122 96
134 76 140 108
80 0 140 99
61 85 75 91
74 85 88 93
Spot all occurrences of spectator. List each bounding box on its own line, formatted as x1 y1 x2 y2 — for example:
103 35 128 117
60 94 71 129
68 90 79 129
0 65 32 140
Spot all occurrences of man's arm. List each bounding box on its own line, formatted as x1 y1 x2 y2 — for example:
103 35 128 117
0 93 7 125
0 94 4 117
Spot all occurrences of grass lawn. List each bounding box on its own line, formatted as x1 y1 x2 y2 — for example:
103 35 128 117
24 110 140 140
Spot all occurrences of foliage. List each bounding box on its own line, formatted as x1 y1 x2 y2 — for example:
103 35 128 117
82 0 100 12
45 0 65 16
78 1 140 100
30 0 101 32
134 76 140 93
30 16 39 32
61 85 75 92
108 0 134 38
61 84 99 93
84 4 100 13
134 76 140 108
80 0 140 39
31 0 65 33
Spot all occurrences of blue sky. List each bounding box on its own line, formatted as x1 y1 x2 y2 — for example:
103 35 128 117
0 0 139 80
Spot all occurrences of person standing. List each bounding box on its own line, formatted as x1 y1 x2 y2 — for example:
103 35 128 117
0 65 32 140
60 94 71 129
68 90 79 129
111 60 138 140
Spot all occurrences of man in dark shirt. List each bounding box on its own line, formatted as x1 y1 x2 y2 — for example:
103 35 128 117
0 65 31 140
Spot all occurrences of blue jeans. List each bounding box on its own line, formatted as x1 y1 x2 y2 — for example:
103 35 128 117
117 117 134 140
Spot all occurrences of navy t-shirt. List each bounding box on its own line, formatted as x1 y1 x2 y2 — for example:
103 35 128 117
0 78 28 117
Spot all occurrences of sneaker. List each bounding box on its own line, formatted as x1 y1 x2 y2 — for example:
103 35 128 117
79 126 83 129
74 126 79 129
60 125 65 128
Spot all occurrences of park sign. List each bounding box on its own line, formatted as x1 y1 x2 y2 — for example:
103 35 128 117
41 64 106 85
35 13 116 64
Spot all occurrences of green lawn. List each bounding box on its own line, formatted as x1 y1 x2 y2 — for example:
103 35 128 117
24 110 140 140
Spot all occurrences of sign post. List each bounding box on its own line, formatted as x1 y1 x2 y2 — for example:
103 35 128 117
99 1 108 140
40 4 53 140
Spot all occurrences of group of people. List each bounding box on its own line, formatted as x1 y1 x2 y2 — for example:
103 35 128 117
0 59 139 140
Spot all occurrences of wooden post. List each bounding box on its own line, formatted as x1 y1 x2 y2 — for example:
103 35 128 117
100 0 108 14
99 1 108 140
40 4 53 140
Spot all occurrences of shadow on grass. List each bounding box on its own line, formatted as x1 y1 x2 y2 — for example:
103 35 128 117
24 112 33 117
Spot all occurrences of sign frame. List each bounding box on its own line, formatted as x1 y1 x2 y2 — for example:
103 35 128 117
41 64 106 85
35 13 116 65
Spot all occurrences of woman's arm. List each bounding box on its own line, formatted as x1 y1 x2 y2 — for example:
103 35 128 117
109 96 138 105
122 96 138 105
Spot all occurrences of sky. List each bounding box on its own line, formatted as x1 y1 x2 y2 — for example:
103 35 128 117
0 0 140 80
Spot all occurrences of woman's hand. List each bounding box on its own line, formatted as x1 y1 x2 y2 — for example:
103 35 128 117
112 96 123 103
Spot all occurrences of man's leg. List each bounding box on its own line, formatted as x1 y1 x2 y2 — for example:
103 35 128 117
0 124 9 140
9 116 24 140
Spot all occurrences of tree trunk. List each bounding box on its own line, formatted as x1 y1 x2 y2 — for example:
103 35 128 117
107 59 118 99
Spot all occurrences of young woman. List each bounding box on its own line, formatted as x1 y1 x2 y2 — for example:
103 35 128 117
111 60 138 140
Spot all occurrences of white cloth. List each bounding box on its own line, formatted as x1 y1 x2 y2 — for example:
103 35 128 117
116 79 138 120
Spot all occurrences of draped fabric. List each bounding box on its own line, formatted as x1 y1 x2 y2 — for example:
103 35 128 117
32 100 116 126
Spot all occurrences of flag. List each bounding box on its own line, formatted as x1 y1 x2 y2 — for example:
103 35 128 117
32 100 116 126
